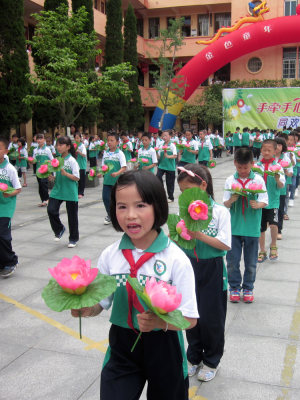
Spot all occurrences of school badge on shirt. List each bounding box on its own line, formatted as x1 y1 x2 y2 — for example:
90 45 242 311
153 260 166 276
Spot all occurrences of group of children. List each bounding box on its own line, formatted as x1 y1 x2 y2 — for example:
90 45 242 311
1 125 299 399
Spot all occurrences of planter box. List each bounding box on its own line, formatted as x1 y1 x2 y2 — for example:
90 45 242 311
85 172 99 188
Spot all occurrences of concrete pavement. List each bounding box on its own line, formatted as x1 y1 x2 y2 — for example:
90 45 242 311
0 155 299 400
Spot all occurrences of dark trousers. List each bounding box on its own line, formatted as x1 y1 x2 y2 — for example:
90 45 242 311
226 236 259 291
36 177 49 202
78 169 86 196
0 218 18 268
47 198 79 242
102 184 112 217
101 324 189 400
90 157 97 167
252 147 261 160
186 257 227 369
198 160 208 166
156 168 175 201
278 194 286 234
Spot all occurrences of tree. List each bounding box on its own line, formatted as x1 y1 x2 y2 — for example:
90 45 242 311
25 5 133 131
44 0 68 11
149 18 186 129
0 0 32 137
124 4 144 130
72 0 94 34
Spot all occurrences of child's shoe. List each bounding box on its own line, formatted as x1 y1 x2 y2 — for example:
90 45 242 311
295 188 298 198
243 289 254 303
68 241 77 248
229 289 241 303
104 216 111 225
197 364 218 382
289 199 294 207
188 363 200 377
54 226 66 241
257 251 268 263
269 246 278 261
0 265 17 278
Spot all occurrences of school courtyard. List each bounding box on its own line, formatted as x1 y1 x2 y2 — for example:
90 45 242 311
0 156 299 400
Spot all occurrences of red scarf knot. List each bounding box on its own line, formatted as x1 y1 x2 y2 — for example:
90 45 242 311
236 178 251 216
261 158 275 183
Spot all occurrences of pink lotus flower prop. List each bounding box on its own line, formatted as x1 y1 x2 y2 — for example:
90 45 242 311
144 277 182 315
89 169 95 177
122 144 128 150
185 143 191 148
279 160 289 168
154 147 159 151
188 200 209 221
176 219 192 241
162 145 168 152
130 158 137 162
38 164 48 174
101 165 108 172
73 143 78 149
27 156 34 162
231 183 242 191
269 164 281 173
49 256 98 295
51 158 59 168
288 147 295 152
0 182 8 191
141 158 149 163
248 183 263 191
99 140 105 146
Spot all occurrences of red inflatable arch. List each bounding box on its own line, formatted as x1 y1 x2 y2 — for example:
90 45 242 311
149 12 300 133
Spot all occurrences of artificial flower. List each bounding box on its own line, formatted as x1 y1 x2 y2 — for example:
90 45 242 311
38 164 48 174
130 158 137 162
140 158 149 163
231 183 242 191
188 200 209 221
176 219 192 241
247 183 263 191
269 164 281 172
101 165 108 172
144 277 182 315
51 159 59 168
0 183 8 191
89 169 95 177
27 156 35 162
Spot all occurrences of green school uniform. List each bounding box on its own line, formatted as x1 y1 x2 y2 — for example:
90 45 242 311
257 161 284 209
0 159 21 218
158 143 176 171
233 132 242 147
241 132 250 146
198 140 211 162
180 140 198 164
50 154 79 202
15 147 28 168
103 149 126 186
76 143 87 170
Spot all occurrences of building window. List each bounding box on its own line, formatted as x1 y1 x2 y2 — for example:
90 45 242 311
149 64 160 88
198 15 209 36
214 13 231 33
181 16 191 37
137 18 144 37
94 0 99 10
285 0 297 16
167 17 175 29
283 47 297 78
100 1 106 14
149 18 160 39
247 57 263 73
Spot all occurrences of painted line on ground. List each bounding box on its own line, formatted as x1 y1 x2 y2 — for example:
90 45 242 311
277 282 300 399
0 292 108 353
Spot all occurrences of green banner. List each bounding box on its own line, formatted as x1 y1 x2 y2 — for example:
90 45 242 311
223 87 300 132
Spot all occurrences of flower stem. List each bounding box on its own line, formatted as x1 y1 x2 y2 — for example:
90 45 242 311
131 332 142 352
79 310 82 339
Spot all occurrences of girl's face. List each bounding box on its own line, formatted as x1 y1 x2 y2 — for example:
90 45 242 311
185 131 192 141
275 143 283 156
178 178 207 193
107 136 118 150
75 135 81 142
116 184 156 250
142 136 151 148
56 143 70 156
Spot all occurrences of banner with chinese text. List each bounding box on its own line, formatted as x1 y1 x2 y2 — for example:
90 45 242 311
223 88 300 132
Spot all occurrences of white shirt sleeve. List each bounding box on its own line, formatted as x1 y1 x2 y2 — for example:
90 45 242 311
170 143 177 156
47 147 54 161
118 151 127 168
223 176 233 203
213 204 232 248
255 175 268 205
9 164 22 190
71 157 80 178
97 249 114 310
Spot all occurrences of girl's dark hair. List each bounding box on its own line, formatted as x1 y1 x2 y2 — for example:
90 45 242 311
142 132 151 139
56 136 76 158
110 170 169 232
74 132 82 140
107 132 120 141
234 147 253 164
274 137 287 153
36 133 45 139
89 135 94 144
177 163 214 199
18 137 26 147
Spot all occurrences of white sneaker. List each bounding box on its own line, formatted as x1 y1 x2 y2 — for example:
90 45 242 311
167 199 174 203
289 199 294 207
197 364 218 382
295 189 298 198
104 216 111 225
188 364 200 377
67 241 77 248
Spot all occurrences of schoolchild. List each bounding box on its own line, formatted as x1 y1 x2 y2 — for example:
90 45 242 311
241 127 250 147
178 130 199 167
16 137 28 187
137 132 157 173
74 132 87 198
223 148 268 303
211 131 220 158
100 132 127 225
225 132 233 156
151 131 164 148
71 170 198 400
31 133 53 207
232 127 242 151
216 131 224 158
120 132 134 163
8 134 19 166
0 137 22 277
156 130 177 203
88 136 98 167
256 140 285 262
176 164 231 382
287 132 298 208
251 129 263 160
47 136 80 248
46 136 56 157
274 137 293 239
198 131 213 166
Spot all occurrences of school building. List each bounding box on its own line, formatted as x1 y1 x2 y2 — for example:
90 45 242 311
23 0 300 135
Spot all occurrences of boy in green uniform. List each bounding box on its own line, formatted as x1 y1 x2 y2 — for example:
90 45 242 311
0 137 22 277
101 132 127 225
233 127 242 151
223 148 268 303
16 137 28 187
137 132 157 173
241 127 250 147
178 130 199 167
198 131 213 166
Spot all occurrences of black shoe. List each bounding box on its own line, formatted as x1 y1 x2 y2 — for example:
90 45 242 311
54 226 66 242
0 265 17 277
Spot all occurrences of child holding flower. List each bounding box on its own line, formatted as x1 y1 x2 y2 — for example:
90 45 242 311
71 170 198 400
223 148 268 303
177 164 231 382
16 137 28 187
74 133 87 199
178 130 199 167
0 137 22 277
157 130 177 203
137 132 157 173
47 136 80 248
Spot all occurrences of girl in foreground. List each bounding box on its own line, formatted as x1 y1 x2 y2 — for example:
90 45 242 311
72 170 198 400
177 164 231 382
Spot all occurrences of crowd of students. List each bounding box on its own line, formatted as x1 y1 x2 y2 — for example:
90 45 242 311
0 124 299 399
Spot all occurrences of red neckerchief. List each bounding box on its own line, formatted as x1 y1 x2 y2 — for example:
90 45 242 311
261 158 275 183
122 249 155 331
201 140 204 149
18 146 22 162
236 177 251 216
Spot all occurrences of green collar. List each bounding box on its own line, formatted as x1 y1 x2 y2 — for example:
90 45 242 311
63 153 71 160
0 159 8 168
119 229 169 253
234 170 255 180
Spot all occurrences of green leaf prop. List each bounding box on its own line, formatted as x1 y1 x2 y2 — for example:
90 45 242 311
264 170 283 177
244 188 266 195
225 188 247 198
179 187 212 231
0 185 16 195
167 214 196 250
88 166 98 181
42 273 117 312
207 159 216 168
127 276 190 331
49 157 64 173
252 167 263 175
175 143 185 151
8 151 19 160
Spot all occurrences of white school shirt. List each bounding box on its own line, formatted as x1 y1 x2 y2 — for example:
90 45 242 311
170 136 180 144
138 146 158 163
223 173 269 205
120 140 133 152
181 138 199 151
98 237 199 319
276 153 293 176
